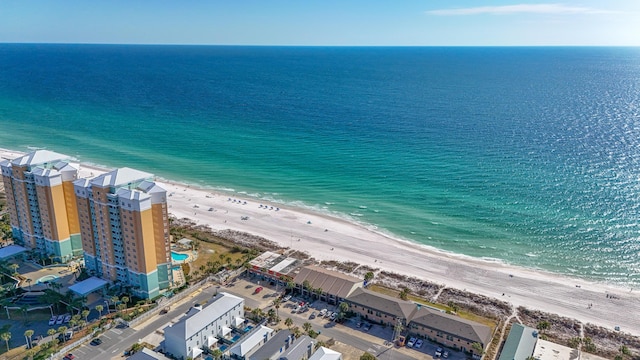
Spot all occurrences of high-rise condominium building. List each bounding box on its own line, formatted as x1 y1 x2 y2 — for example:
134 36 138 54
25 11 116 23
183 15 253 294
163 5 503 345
0 150 82 262
73 167 172 298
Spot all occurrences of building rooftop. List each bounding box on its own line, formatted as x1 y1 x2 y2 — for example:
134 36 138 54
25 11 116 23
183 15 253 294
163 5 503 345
10 150 69 168
412 306 493 346
293 265 363 299
309 346 342 360
280 335 315 360
229 325 274 357
128 348 172 360
248 329 293 360
498 323 538 360
165 292 244 339
533 339 580 360
347 287 416 320
90 167 152 188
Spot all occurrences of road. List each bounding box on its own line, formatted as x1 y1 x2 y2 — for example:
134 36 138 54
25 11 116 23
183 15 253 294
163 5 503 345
69 283 430 360
73 285 219 360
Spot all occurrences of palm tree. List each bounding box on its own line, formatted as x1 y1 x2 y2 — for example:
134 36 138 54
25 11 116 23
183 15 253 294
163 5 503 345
286 280 296 294
24 329 34 349
314 287 323 300
20 304 29 324
272 298 282 319
536 320 550 335
291 326 302 338
399 288 410 300
47 329 56 338
338 301 349 319
284 317 293 329
82 309 90 322
211 349 223 360
95 304 104 318
121 296 130 308
303 322 312 333
1 331 11 352
111 296 120 311
9 263 19 275
26 278 32 291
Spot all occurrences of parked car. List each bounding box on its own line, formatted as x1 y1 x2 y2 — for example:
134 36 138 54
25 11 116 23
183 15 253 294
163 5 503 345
63 354 75 360
48 316 57 326
90 338 103 346
356 322 362 328
363 323 371 332
435 347 443 357
64 314 71 323
415 339 423 349
283 294 292 302
319 308 327 317
443 350 449 358
309 312 316 319
329 312 337 321
56 315 65 325
406 337 416 348
254 286 263 294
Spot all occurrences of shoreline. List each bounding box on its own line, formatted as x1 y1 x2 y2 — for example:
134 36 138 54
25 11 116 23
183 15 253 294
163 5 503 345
2 147 639 335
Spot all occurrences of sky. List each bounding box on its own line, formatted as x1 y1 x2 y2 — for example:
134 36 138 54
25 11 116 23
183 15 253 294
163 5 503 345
1 0 638 46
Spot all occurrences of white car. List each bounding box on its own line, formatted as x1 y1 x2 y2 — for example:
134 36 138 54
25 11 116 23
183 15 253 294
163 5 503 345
319 308 327 317
435 347 443 357
415 339 423 348
48 316 57 326
406 337 416 348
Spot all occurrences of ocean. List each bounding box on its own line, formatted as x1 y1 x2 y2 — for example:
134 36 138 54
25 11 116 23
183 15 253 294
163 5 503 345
1 44 639 287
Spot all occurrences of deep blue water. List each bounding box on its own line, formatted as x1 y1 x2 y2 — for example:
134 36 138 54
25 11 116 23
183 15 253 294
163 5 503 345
1 44 639 287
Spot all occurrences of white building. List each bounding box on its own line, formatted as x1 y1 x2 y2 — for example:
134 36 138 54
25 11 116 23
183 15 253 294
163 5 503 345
229 325 274 359
164 292 244 360
309 347 342 360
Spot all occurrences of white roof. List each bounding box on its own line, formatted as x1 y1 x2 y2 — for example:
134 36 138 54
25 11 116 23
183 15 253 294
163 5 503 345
270 258 297 273
233 317 244 327
309 347 342 360
116 187 151 202
230 325 273 357
222 325 232 336
0 245 28 260
207 336 218 347
90 167 152 188
191 347 203 358
11 150 69 167
170 292 244 339
68 277 109 296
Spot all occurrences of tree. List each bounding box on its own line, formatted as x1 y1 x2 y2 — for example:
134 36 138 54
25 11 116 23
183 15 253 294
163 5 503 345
121 296 130 308
291 326 302 338
95 304 104 317
303 322 312 333
536 320 550 334
364 271 374 283
399 288 410 300
360 352 377 360
583 337 596 353
211 348 223 360
24 329 34 349
9 263 19 275
284 317 293 329
82 309 90 322
619 345 631 356
47 329 56 338
471 342 484 356
314 287 323 300
1 331 11 352
26 278 32 291
272 298 281 319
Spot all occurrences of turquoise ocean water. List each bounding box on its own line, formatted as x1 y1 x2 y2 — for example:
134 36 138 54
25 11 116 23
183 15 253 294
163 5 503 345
1 45 639 287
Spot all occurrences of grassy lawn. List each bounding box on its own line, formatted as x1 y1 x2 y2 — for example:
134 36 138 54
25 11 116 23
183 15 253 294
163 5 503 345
367 284 496 331
187 241 246 276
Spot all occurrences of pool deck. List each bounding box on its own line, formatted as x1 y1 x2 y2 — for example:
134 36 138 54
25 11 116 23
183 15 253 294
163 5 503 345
171 250 197 264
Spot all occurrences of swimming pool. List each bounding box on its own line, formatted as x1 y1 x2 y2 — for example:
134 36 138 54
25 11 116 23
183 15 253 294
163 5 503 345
36 274 59 284
171 251 188 262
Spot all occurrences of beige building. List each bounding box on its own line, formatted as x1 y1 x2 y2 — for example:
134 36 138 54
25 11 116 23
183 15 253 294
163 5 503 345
293 265 363 304
0 150 82 262
74 167 171 298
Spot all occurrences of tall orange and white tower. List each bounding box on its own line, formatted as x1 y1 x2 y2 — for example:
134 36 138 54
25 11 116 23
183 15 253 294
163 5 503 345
74 168 172 299
0 150 82 262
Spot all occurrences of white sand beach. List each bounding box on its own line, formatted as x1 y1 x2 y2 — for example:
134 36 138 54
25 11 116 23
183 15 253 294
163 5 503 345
2 148 639 335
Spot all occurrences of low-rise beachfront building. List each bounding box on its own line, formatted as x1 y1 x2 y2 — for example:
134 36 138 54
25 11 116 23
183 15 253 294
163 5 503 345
293 265 363 304
229 325 274 360
409 307 492 356
249 251 302 287
278 335 316 360
532 338 582 360
308 347 342 360
346 287 416 327
498 323 538 360
345 284 492 356
1 150 83 262
74 167 172 299
164 292 245 360
129 347 172 360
